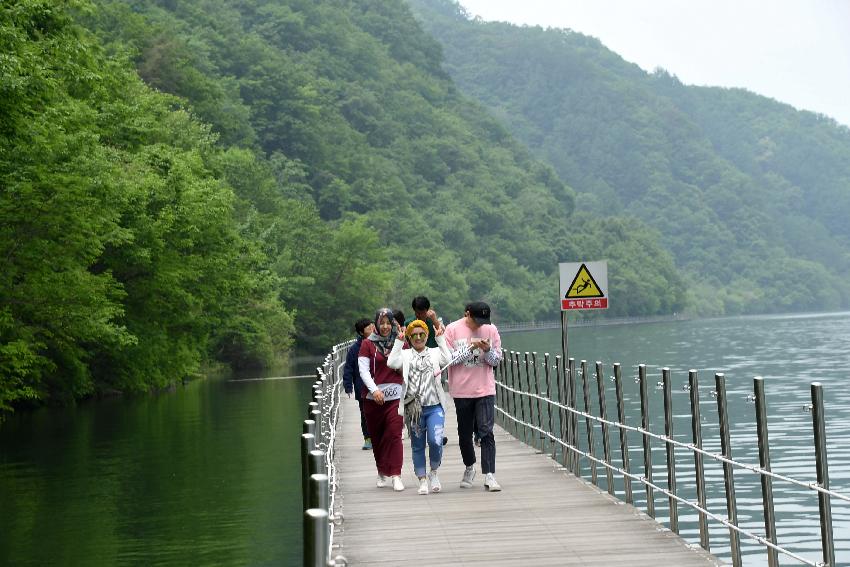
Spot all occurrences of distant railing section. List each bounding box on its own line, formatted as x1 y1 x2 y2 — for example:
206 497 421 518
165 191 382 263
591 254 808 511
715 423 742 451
498 313 688 333
495 351 843 567
301 340 352 567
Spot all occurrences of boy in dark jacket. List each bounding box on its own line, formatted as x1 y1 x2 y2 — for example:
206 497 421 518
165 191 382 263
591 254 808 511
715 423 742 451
343 318 374 449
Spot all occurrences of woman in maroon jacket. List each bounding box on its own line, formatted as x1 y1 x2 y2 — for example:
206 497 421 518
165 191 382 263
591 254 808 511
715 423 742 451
358 307 406 491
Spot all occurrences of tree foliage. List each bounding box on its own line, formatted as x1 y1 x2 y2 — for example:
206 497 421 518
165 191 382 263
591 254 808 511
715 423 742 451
410 0 850 316
1 0 691 410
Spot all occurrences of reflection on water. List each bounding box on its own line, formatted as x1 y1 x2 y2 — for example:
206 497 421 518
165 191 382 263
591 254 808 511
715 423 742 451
504 311 850 566
0 358 322 566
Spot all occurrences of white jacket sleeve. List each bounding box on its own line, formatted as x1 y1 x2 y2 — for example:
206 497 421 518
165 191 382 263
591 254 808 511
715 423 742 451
358 356 378 393
435 335 451 367
386 338 406 370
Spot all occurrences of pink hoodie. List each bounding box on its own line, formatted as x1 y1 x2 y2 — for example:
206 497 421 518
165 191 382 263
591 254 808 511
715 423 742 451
443 318 503 398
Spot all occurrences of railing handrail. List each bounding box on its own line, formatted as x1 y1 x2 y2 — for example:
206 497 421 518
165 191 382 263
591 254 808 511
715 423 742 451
495 349 842 567
504 378 850 505
493 389 819 566
498 313 688 333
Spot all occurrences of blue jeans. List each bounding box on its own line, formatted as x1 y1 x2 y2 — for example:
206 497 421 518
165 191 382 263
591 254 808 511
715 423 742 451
409 404 445 478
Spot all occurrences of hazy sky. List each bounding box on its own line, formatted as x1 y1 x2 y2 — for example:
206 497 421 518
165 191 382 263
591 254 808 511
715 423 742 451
458 0 850 127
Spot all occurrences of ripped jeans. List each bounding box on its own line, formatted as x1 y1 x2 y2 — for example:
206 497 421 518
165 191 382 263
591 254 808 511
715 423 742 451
409 404 445 478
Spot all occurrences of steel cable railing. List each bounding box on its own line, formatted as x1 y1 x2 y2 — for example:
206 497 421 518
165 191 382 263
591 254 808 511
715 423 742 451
302 340 352 567
495 351 843 567
495 380 819 566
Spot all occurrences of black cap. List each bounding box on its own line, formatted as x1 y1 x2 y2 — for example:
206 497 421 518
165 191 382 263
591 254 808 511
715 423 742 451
466 301 491 326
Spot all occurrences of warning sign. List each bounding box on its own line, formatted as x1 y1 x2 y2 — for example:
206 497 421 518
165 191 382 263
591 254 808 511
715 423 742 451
559 261 608 310
565 264 604 298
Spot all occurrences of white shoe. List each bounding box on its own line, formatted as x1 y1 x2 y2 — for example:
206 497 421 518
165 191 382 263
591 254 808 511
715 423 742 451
376 475 387 488
428 470 441 493
484 472 501 492
460 466 476 488
391 475 405 491
418 477 429 495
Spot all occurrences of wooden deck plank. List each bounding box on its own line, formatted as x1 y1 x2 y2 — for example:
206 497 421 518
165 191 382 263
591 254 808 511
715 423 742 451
333 395 722 566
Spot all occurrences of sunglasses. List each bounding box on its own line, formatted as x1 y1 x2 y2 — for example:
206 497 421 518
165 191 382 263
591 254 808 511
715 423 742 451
409 332 428 339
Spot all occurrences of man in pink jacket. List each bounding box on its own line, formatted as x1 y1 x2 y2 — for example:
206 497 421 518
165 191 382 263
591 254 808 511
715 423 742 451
444 301 504 491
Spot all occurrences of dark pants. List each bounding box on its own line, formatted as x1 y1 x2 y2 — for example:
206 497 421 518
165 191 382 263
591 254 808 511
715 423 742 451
362 398 403 476
454 395 496 474
356 398 370 439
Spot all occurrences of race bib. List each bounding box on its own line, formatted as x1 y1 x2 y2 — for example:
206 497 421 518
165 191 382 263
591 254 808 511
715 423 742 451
367 382 402 401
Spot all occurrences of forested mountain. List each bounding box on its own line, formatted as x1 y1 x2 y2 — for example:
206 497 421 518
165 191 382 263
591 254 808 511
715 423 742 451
409 0 850 315
1 0 685 410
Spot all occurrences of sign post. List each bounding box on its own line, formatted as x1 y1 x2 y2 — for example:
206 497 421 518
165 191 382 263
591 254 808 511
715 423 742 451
558 260 609 363
558 260 608 470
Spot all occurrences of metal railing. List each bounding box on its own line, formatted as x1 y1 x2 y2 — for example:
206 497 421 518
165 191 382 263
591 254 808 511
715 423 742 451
301 340 351 567
499 313 688 333
495 351 844 567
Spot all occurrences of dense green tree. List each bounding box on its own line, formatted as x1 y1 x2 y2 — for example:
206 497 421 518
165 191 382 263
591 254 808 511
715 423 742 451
1 0 697 412
86 0 588 324
1 0 292 409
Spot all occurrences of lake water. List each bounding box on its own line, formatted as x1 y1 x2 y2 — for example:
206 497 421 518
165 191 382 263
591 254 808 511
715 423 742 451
0 360 320 566
1 312 849 566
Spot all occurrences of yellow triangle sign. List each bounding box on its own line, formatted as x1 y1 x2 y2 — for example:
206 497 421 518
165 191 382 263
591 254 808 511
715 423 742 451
565 263 605 298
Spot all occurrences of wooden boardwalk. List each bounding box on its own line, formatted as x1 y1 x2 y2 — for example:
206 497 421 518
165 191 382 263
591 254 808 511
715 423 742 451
333 396 722 566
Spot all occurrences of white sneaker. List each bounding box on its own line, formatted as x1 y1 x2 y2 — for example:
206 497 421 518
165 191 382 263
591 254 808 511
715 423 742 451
460 466 476 488
484 472 501 492
418 477 429 495
391 475 405 491
428 470 441 493
376 475 388 488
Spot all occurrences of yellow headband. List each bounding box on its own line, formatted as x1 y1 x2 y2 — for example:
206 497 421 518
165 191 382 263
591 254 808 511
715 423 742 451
405 319 429 337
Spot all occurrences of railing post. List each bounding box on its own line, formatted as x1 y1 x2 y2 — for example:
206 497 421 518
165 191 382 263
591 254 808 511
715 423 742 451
311 409 323 447
309 449 326 482
689 369 710 551
715 373 741 566
509 351 520 438
662 367 678 533
595 361 614 495
301 433 316 513
495 356 505 428
543 353 555 458
522 352 532 445
504 355 513 431
501 355 511 430
531 352 544 451
581 360 597 485
753 377 779 567
555 355 566 464
569 358 579 473
811 382 835 567
304 508 329 567
638 364 654 518
309 473 330 513
304 419 316 437
613 363 633 504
